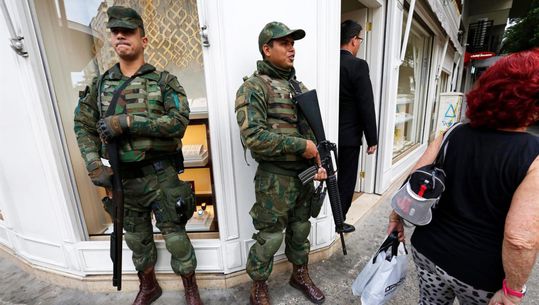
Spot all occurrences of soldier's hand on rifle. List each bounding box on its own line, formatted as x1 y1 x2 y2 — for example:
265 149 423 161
96 114 131 143
313 166 327 181
87 160 113 188
302 140 319 159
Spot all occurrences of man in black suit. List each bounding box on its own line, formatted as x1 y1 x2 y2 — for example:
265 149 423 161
338 20 378 233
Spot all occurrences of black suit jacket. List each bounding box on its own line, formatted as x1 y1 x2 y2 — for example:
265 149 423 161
339 50 378 148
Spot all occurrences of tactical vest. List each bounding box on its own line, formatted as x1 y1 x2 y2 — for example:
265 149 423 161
98 72 179 162
250 73 315 162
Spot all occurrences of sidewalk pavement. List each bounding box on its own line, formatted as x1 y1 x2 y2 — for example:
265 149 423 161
1 196 538 305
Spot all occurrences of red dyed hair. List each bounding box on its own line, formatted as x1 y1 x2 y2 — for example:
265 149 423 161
466 48 539 129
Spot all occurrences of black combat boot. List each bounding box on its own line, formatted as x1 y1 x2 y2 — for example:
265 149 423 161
132 266 162 305
181 272 204 305
250 280 271 305
289 264 325 304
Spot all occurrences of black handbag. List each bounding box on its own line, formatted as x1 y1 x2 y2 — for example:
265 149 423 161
391 123 462 225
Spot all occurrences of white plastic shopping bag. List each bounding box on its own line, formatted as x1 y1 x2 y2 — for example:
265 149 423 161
352 232 408 305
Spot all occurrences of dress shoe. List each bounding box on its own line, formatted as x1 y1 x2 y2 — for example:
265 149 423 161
342 223 355 233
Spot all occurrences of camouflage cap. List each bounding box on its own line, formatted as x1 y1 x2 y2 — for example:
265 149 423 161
106 6 144 31
258 21 306 51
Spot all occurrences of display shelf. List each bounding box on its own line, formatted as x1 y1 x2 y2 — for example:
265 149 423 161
182 125 210 168
188 98 208 120
189 112 208 120
396 94 414 105
183 144 209 167
184 158 209 167
186 205 215 232
392 140 414 154
181 114 218 232
188 98 207 112
395 112 413 124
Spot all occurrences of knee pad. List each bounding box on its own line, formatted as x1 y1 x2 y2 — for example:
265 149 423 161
255 231 284 257
125 231 154 254
289 221 311 243
163 232 193 258
125 231 157 271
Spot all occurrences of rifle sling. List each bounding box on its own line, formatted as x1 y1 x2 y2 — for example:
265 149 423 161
105 73 140 117
289 78 302 96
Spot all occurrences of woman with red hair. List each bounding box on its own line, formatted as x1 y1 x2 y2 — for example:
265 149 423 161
388 48 539 305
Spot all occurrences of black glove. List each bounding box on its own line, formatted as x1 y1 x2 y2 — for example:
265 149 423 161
96 114 130 143
87 160 113 188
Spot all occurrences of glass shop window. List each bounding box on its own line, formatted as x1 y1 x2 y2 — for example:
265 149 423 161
33 0 218 237
393 12 433 161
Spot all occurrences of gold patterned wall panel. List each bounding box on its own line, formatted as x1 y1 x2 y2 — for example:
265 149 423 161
90 0 204 74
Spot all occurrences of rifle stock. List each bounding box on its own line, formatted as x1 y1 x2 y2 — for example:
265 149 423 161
294 89 347 255
108 142 124 291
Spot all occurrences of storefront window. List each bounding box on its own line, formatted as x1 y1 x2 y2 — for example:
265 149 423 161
393 13 432 161
33 0 216 236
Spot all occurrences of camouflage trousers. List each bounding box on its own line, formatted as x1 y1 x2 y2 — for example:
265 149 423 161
246 167 315 281
122 163 197 275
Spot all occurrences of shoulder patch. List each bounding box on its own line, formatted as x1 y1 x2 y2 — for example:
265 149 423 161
166 76 185 94
236 108 246 127
235 93 249 111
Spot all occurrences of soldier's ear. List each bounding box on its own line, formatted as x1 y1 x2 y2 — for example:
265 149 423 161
141 36 148 49
262 44 272 58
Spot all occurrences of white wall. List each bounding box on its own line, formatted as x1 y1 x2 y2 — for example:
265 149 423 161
0 0 84 274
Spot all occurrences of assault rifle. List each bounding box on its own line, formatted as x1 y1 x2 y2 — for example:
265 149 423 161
293 86 348 255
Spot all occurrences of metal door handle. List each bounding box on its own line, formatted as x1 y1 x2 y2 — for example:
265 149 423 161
200 25 210 47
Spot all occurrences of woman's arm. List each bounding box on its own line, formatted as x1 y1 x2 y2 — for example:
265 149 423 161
489 156 539 305
411 133 443 171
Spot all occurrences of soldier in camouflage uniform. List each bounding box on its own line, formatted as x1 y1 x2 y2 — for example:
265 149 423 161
235 22 327 305
73 6 203 305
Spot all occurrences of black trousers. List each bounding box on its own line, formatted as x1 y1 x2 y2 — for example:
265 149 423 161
337 146 361 220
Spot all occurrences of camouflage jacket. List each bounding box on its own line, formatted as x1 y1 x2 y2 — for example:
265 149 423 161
74 63 190 170
235 60 315 169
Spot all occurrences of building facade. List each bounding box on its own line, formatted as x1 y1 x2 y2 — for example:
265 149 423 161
0 0 463 287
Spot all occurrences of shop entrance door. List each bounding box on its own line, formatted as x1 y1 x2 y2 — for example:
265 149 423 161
341 1 368 193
